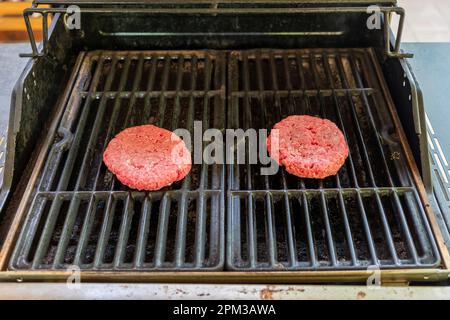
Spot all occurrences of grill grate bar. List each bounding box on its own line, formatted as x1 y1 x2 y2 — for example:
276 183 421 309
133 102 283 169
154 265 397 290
174 56 197 267
142 54 158 121
154 194 170 267
109 56 145 268
93 193 116 268
411 190 441 261
309 53 339 266
92 55 134 268
348 53 420 264
296 54 311 190
301 193 317 267
182 56 198 188
276 53 297 266
242 52 253 190
156 56 171 128
359 52 436 253
51 55 122 267
247 194 257 267
194 55 213 267
338 56 399 265
134 196 152 267
335 54 378 187
170 56 185 130
269 51 290 192
174 195 189 267
10 51 225 271
52 195 81 267
80 90 226 99
374 195 400 265
335 53 401 265
72 56 145 266
74 56 121 190
29 56 108 268
113 194 134 268
79 89 377 100
266 52 289 266
323 54 378 264
9 49 439 273
347 54 396 187
265 194 277 267
322 53 359 266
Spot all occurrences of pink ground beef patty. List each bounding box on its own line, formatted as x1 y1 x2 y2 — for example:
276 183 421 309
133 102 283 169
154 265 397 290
103 125 192 190
267 115 349 179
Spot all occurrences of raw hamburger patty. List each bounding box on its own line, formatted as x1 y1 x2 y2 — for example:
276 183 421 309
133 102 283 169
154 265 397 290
103 125 192 190
266 115 349 179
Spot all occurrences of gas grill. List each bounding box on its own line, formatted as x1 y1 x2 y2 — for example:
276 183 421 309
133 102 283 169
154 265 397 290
0 0 449 286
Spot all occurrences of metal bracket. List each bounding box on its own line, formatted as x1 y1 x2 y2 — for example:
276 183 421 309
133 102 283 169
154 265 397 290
384 7 413 59
20 3 414 59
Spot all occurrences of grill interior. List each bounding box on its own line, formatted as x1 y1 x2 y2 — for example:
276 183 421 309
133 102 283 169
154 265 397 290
8 48 440 272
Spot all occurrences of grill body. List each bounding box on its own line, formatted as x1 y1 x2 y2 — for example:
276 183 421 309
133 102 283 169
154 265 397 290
0 1 449 284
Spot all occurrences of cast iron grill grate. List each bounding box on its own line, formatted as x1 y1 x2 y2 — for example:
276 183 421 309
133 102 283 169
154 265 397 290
10 51 225 270
227 48 440 270
8 48 441 273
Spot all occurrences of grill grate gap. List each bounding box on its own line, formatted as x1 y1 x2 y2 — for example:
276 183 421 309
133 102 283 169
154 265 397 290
164 198 178 265
309 195 330 264
81 198 106 265
123 199 142 264
361 193 392 262
381 193 411 261
344 193 371 262
254 196 269 264
290 197 310 263
227 48 440 271
102 198 122 265
144 197 160 265
184 197 197 264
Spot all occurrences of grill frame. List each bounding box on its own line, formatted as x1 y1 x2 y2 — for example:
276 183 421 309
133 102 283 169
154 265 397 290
0 1 448 285
0 48 448 282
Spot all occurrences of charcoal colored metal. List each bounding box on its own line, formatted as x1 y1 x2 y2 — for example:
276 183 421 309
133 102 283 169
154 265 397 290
4 48 443 276
9 50 226 271
227 48 440 271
